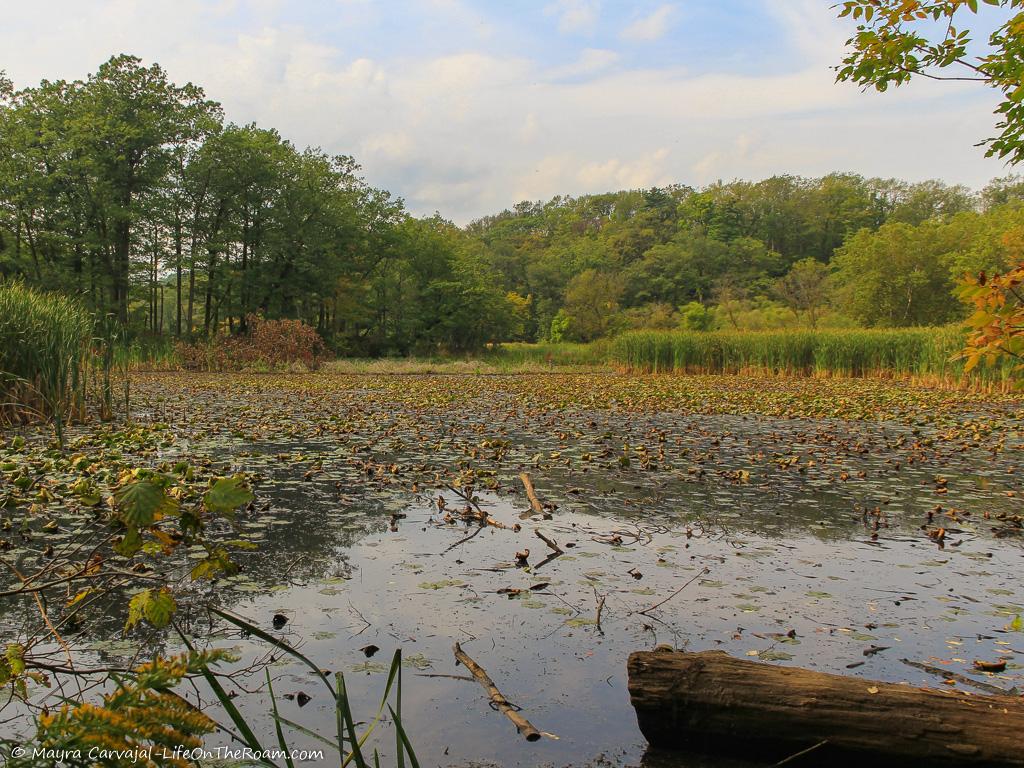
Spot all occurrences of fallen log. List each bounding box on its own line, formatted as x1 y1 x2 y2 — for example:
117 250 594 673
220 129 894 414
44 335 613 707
628 648 1024 767
454 642 541 741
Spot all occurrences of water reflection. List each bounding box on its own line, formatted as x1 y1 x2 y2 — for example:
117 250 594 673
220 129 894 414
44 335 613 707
6 374 1021 768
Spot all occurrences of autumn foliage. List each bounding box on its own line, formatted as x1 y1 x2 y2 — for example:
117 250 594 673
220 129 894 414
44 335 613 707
958 261 1024 383
176 314 325 371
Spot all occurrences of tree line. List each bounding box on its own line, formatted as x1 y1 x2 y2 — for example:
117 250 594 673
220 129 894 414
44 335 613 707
0 55 512 355
470 175 1024 341
2 56 1023 353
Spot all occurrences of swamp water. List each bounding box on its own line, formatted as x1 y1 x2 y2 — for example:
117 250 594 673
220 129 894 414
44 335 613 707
4 373 1023 767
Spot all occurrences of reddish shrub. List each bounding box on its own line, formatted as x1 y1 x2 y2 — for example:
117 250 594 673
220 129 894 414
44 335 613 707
176 315 325 371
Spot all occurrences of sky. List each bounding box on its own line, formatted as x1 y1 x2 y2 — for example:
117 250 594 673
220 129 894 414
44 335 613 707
3 0 1015 223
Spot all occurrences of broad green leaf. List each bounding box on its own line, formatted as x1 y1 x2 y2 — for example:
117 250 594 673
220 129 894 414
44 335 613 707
204 476 254 515
145 588 177 628
126 588 177 630
114 527 143 557
114 480 178 527
126 590 149 631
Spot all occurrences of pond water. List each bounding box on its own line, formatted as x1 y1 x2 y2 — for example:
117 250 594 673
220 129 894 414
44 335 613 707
4 373 1023 767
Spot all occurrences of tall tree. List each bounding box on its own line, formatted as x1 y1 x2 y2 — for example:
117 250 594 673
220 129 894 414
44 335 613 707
73 55 220 322
775 258 831 328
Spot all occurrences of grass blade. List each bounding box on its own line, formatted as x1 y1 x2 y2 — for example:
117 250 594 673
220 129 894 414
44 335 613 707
266 669 296 768
338 671 368 768
272 713 339 750
388 705 420 768
178 634 276 768
210 606 334 696
395 649 405 768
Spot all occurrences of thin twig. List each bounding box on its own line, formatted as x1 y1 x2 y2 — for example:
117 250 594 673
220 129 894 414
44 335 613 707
519 473 544 514
636 567 709 616
772 739 828 767
594 587 606 636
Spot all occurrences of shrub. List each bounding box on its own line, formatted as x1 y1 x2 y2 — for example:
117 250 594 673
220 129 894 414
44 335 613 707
176 315 325 371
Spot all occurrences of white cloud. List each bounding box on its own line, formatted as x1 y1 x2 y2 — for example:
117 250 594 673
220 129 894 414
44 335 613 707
621 4 674 42
521 113 541 142
420 0 496 41
361 131 415 162
1 0 1009 224
544 0 600 34
692 134 758 183
761 0 849 66
546 48 620 79
578 148 673 188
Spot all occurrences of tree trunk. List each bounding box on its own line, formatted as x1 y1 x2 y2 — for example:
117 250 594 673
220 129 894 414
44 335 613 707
187 257 196 340
112 187 132 325
627 649 1024 767
239 216 249 332
175 213 183 338
150 230 158 333
204 248 217 335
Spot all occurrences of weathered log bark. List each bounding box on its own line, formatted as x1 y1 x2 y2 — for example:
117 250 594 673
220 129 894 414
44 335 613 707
628 649 1024 767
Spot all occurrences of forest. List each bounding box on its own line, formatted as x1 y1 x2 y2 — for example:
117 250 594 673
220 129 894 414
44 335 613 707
3 55 1024 359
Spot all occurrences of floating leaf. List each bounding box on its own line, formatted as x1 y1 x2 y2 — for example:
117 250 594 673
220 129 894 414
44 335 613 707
757 650 793 662
418 579 464 590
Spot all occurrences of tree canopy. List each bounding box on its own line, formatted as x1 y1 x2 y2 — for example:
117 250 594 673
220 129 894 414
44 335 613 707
3 55 1024 353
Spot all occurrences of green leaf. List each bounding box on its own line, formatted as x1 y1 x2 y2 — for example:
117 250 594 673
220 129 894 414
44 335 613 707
126 590 149 631
145 588 177 628
5 644 26 676
757 649 794 662
204 476 254 515
114 480 178 527
190 547 238 580
125 587 177 630
114 527 143 557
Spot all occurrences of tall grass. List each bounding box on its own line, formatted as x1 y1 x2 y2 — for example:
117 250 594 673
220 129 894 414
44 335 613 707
198 608 419 768
484 340 611 368
113 334 179 371
610 327 1016 387
0 281 96 441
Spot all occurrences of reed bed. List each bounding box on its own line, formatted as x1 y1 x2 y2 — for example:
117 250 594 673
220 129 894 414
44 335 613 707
609 327 1016 388
485 340 611 368
0 281 96 438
